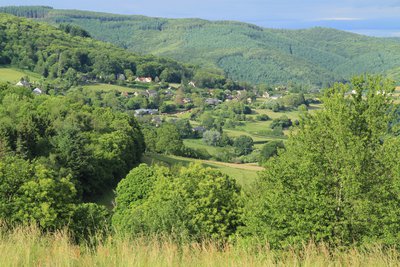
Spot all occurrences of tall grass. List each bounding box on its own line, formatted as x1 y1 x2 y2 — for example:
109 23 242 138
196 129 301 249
0 226 398 266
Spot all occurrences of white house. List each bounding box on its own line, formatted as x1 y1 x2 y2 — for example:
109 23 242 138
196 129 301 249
135 77 152 83
32 88 43 95
16 80 31 87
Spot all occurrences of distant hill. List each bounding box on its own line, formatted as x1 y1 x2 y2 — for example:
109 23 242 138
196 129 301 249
2 6 400 86
0 11 206 88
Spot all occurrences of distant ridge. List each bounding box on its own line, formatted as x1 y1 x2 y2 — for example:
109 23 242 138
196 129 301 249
2 6 400 86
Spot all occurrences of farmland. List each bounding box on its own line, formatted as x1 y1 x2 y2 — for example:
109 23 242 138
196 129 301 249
143 153 262 188
0 67 41 83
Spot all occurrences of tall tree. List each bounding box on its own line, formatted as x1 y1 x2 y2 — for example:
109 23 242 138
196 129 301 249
243 76 400 248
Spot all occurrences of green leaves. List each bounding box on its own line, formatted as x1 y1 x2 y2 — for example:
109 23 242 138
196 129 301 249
244 76 400 248
0 156 77 230
0 83 145 198
112 164 243 242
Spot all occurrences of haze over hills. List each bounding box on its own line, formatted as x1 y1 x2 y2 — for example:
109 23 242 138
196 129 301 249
1 6 400 86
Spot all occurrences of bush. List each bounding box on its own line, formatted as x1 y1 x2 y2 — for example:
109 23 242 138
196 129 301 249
270 116 292 129
256 114 270 121
180 146 211 160
214 148 236 162
202 130 222 146
112 164 243 242
70 203 110 244
159 103 177 113
258 141 285 164
261 100 284 112
233 135 254 156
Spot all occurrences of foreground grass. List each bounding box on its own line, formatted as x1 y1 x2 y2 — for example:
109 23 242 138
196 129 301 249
0 226 399 267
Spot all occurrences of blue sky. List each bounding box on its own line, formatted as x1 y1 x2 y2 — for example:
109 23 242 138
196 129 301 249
1 0 400 37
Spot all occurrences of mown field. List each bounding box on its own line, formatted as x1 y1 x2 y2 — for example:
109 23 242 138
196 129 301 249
0 67 41 83
1 226 398 267
143 153 262 188
79 83 138 93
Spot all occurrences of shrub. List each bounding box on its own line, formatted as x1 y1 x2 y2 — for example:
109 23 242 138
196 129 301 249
233 135 254 156
256 114 270 121
112 164 243 242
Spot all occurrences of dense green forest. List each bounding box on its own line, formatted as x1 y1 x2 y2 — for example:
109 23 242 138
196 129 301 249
0 82 144 236
2 6 400 86
0 12 203 87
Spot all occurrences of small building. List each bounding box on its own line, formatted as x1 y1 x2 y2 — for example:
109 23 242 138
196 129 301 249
183 97 192 104
146 90 158 98
236 89 247 96
192 126 207 136
225 95 234 101
135 77 152 83
188 81 196 87
134 109 159 116
270 94 282 100
205 98 222 105
263 91 270 98
32 88 43 95
16 80 31 87
164 89 174 96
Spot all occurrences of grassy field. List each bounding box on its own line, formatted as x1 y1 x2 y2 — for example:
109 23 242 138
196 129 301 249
0 67 41 83
183 139 221 155
79 83 138 93
1 226 398 267
143 153 261 188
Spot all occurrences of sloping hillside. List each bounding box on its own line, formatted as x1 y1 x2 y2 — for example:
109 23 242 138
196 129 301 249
2 6 400 86
0 11 201 87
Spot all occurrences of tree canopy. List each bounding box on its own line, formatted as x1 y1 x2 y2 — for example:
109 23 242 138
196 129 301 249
243 76 400 248
113 164 243 242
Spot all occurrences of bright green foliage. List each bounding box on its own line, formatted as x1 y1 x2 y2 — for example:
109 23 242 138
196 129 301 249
0 83 145 197
114 164 158 209
258 140 284 163
243 76 400 248
112 164 243 242
0 156 76 230
155 124 183 155
112 164 168 233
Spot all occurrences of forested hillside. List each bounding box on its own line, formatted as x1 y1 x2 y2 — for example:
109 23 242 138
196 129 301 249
0 12 200 87
2 6 400 86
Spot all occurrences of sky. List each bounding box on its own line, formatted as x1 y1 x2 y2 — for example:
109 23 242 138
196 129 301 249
1 0 400 37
